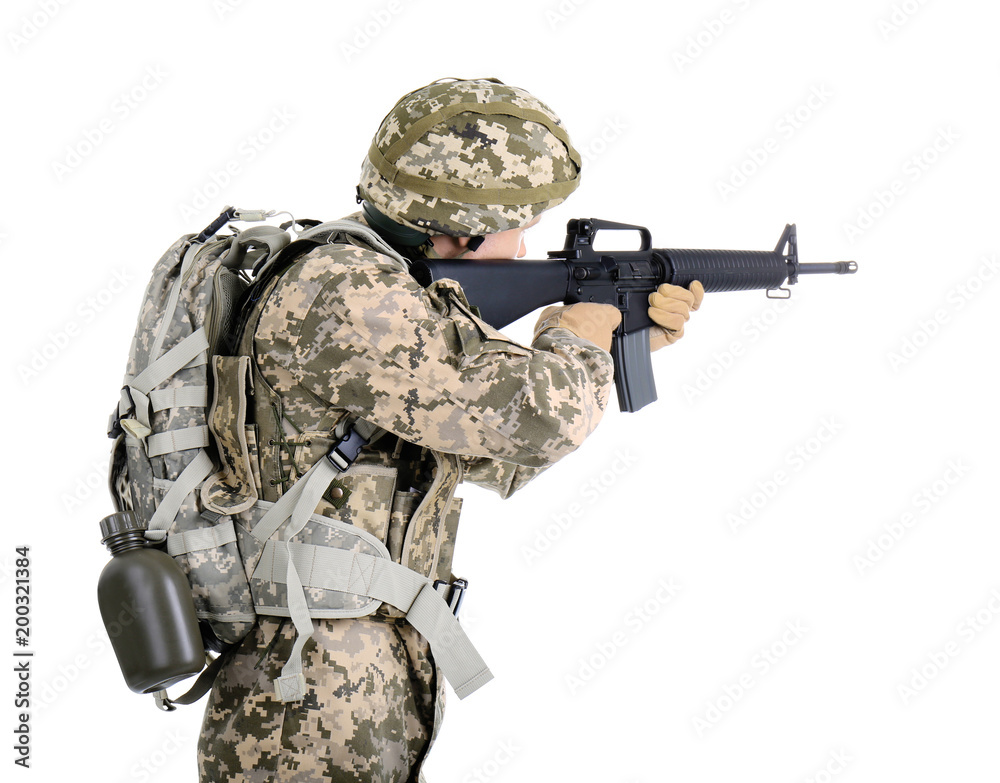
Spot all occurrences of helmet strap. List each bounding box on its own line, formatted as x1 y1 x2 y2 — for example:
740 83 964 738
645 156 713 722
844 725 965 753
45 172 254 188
360 198 431 248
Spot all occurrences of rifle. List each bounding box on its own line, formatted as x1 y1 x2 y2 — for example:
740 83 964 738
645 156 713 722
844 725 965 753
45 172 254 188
410 219 857 413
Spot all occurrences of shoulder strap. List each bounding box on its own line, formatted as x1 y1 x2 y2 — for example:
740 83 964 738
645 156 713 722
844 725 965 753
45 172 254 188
226 236 326 357
229 216 410 358
296 219 410 271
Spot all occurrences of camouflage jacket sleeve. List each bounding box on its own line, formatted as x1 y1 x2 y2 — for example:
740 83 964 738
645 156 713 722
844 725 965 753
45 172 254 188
257 244 615 484
458 453 549 499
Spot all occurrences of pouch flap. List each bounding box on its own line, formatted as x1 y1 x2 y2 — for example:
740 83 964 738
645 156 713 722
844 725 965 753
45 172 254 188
201 355 259 514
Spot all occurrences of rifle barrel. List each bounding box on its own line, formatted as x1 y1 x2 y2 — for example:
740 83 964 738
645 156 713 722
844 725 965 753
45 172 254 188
795 261 858 275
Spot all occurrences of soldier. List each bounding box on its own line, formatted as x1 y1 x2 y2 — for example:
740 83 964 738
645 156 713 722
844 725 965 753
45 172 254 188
197 78 703 782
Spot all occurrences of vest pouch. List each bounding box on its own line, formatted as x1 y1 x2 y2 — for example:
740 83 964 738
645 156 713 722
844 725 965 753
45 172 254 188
202 355 259 515
233 498 393 619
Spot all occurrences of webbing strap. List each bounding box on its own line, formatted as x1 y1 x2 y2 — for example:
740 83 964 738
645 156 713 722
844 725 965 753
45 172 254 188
130 389 153 430
250 458 344 702
248 418 382 544
149 386 210 412
249 459 334 544
153 642 239 710
245 418 402 702
296 220 409 270
146 425 211 458
149 242 200 365
273 547 313 702
288 459 339 540
258 541 493 699
166 517 237 556
233 225 291 266
130 328 210 395
146 450 215 537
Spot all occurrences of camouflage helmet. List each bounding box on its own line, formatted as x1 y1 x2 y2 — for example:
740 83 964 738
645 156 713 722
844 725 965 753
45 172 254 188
359 77 582 238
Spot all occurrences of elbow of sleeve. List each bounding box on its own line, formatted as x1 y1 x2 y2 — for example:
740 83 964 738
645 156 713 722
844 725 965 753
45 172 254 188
517 374 610 467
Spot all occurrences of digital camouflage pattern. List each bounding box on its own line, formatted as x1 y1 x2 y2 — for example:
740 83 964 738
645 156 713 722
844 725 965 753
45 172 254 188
111 232 259 646
202 355 258 515
233 490 390 619
359 78 581 237
253 226 612 467
197 616 441 782
114 233 213 521
198 215 615 780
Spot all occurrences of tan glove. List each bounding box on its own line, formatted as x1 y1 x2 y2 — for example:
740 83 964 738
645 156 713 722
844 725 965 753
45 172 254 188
533 302 622 353
648 280 704 351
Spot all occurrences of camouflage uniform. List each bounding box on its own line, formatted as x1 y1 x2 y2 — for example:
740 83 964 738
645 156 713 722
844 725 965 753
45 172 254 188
197 215 616 781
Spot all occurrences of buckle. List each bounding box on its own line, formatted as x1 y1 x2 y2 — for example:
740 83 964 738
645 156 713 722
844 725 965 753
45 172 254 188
433 578 468 617
152 689 176 712
325 426 368 471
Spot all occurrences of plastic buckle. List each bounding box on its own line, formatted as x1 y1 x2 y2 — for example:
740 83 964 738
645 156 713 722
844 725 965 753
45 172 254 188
433 578 468 617
325 427 368 471
152 690 176 712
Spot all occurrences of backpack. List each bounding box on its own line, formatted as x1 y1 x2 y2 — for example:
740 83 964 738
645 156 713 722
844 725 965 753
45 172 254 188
106 207 491 709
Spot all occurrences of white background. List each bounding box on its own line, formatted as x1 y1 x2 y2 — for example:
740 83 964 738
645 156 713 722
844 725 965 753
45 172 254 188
3 0 998 781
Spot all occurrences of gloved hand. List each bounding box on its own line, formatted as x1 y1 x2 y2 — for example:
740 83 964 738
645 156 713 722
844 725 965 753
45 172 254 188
648 281 704 351
533 302 622 353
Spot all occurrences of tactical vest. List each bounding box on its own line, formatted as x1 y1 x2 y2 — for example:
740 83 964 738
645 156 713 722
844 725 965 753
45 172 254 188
206 219 468 616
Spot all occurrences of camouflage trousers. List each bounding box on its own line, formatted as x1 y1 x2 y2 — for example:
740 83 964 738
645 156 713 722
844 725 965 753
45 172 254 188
198 615 443 782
